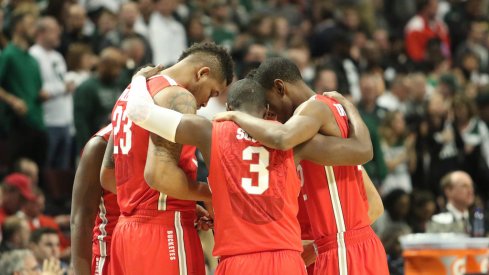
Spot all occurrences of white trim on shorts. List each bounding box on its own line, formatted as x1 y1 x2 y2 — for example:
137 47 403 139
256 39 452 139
174 211 188 275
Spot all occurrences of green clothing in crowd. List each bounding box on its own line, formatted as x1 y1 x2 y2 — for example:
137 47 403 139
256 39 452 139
74 76 122 148
0 43 44 131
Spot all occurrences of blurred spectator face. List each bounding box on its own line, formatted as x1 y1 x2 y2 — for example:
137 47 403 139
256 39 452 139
138 0 154 19
67 4 86 32
287 47 310 70
98 10 117 35
2 185 22 214
342 8 360 30
428 93 447 117
18 220 31 248
373 29 390 51
37 17 61 49
392 112 406 137
409 74 427 102
314 69 337 92
156 0 177 16
360 75 380 104
187 17 205 42
23 190 44 219
244 44 267 63
0 250 40 275
445 171 474 209
30 233 60 262
395 193 411 219
98 48 125 82
16 14 37 44
24 252 40 274
212 4 229 23
391 76 410 102
469 21 487 44
119 2 139 28
122 37 145 66
257 17 273 39
423 0 438 19
15 158 39 186
273 16 289 40
461 52 480 73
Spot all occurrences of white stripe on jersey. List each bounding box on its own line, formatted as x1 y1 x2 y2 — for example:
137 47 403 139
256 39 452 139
325 166 348 275
97 196 109 257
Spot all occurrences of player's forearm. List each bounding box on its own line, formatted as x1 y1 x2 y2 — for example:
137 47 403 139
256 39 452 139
70 217 94 275
144 166 211 201
362 168 383 224
231 112 292 150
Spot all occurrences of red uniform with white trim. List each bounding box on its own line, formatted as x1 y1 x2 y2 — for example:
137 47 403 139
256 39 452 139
299 95 388 275
208 121 306 275
82 124 120 275
110 75 204 275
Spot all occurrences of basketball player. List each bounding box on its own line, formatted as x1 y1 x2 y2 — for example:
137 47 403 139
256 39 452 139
71 124 119 275
215 57 389 275
99 42 233 275
125 72 378 274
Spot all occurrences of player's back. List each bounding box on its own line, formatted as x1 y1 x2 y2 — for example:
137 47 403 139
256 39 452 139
208 121 302 257
112 75 196 216
299 95 370 239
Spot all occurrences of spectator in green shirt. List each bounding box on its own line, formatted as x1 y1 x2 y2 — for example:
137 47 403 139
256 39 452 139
74 47 125 150
357 73 388 186
0 12 48 168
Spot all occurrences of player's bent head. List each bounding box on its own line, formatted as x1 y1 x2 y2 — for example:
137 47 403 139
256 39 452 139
252 57 303 91
227 79 267 118
178 42 234 86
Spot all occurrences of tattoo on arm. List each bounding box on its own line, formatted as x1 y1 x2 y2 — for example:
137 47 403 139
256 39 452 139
151 89 197 160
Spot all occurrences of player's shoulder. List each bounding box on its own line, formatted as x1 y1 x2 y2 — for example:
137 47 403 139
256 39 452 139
153 85 196 107
294 95 332 116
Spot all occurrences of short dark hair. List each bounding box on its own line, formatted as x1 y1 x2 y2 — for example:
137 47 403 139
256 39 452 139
252 57 302 90
29 227 58 244
178 42 234 85
227 79 267 112
2 217 26 242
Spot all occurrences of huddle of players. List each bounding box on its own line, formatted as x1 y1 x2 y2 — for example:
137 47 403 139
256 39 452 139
70 42 389 275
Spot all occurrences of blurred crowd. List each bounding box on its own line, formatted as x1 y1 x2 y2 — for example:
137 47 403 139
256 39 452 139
0 0 488 273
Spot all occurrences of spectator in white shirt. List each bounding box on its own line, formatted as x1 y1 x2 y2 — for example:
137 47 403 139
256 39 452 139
29 17 74 169
135 0 186 66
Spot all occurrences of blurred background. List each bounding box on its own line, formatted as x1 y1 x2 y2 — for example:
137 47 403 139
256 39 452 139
0 0 488 274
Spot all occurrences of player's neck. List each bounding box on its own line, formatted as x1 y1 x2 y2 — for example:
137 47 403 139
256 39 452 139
290 81 315 107
161 64 193 88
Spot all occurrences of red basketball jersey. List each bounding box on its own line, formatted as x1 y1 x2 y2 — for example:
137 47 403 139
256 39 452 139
112 75 197 215
208 121 302 257
299 95 370 239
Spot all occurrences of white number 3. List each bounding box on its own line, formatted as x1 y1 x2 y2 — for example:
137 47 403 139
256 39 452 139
241 146 270 195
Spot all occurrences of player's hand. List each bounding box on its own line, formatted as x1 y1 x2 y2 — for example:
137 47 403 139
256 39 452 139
9 96 28 116
133 64 164 79
195 204 214 231
213 111 237 121
301 241 317 267
41 258 64 275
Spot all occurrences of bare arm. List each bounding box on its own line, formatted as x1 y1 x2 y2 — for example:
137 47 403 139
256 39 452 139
215 101 325 150
100 134 116 194
362 167 384 224
71 137 106 275
144 87 211 202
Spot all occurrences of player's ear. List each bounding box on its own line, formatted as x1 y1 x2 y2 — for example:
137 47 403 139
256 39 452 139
196 67 210 81
273 79 285 97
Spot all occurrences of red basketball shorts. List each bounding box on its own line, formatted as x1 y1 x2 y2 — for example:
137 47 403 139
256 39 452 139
216 250 307 275
110 210 205 275
314 226 389 275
